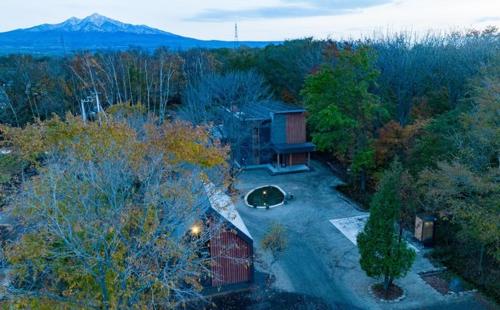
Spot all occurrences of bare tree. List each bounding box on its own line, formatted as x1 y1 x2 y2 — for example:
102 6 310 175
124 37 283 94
0 85 18 126
372 28 499 126
156 49 184 122
180 70 271 176
260 222 288 286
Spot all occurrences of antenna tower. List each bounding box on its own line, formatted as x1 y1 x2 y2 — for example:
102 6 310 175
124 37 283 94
234 23 239 49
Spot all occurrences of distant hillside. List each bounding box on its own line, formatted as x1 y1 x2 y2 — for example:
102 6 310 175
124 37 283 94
0 13 276 55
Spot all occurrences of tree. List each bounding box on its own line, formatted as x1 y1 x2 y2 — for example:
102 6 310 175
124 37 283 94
302 46 388 191
417 63 500 285
373 28 499 125
1 110 230 308
357 160 416 295
261 223 288 268
374 120 428 167
261 223 287 286
256 38 323 102
180 70 271 178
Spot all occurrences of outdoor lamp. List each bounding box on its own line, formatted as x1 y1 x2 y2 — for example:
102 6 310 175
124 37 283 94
191 223 202 235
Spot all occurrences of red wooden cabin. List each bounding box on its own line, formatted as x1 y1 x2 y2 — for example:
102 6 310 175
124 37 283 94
204 184 254 288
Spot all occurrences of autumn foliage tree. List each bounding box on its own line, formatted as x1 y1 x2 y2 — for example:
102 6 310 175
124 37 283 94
374 120 427 166
0 106 229 308
261 223 288 268
417 65 500 294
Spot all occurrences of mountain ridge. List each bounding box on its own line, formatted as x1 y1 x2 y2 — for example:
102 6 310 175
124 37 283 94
20 13 176 36
0 14 276 55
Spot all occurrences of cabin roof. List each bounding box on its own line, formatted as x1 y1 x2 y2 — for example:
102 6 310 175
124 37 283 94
171 182 253 242
204 183 253 240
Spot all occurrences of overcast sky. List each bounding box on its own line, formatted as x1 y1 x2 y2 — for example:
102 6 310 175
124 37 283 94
1 0 499 40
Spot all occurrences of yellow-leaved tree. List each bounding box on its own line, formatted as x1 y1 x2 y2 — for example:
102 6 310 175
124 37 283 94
1 104 230 309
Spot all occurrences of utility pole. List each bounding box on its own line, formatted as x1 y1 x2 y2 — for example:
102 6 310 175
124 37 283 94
80 96 93 124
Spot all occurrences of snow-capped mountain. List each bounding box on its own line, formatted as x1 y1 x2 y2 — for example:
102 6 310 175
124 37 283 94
0 14 274 55
24 13 173 35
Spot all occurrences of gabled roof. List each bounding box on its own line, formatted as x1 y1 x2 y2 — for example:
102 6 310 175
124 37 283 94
238 100 305 121
171 182 253 242
204 183 253 240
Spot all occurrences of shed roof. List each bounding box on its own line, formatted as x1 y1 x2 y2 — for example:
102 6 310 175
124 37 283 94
238 101 305 121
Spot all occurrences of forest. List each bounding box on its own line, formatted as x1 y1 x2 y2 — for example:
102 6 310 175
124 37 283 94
0 26 499 304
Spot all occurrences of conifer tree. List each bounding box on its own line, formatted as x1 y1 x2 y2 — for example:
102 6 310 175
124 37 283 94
357 160 416 294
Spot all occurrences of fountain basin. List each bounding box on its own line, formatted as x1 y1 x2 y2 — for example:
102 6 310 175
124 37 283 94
244 185 286 209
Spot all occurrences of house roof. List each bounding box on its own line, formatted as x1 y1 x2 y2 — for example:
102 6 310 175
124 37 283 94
238 101 305 121
204 183 253 240
272 142 316 153
171 182 253 243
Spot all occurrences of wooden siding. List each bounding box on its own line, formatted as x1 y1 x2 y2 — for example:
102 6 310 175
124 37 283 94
291 152 308 165
286 113 306 144
281 152 308 165
210 230 252 287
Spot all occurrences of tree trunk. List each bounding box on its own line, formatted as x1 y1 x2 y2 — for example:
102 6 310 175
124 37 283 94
383 274 393 298
1 89 19 126
360 169 366 192
398 221 403 244
98 264 110 310
478 243 485 284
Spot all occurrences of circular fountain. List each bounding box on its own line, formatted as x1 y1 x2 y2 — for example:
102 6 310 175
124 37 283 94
244 185 286 209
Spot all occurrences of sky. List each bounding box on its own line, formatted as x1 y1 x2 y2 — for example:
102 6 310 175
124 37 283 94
1 0 499 41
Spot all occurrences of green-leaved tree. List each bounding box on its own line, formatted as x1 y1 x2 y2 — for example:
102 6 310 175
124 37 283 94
301 46 388 192
357 160 416 295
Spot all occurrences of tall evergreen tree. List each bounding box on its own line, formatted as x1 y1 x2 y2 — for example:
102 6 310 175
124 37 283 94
357 160 416 294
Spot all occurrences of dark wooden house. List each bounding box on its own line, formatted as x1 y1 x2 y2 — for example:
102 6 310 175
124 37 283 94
233 101 315 174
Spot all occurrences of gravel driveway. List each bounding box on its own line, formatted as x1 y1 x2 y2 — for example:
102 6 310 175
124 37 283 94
234 160 490 310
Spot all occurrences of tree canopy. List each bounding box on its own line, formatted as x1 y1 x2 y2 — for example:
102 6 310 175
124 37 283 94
1 108 229 308
302 46 388 191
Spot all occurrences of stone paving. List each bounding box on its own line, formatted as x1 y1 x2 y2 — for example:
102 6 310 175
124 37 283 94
329 215 369 245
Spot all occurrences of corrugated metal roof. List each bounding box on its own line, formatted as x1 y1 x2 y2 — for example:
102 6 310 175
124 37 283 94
204 183 253 240
170 182 253 242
